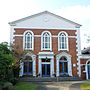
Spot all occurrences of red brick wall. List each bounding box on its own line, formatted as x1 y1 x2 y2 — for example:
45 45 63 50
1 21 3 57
14 28 77 76
80 59 87 79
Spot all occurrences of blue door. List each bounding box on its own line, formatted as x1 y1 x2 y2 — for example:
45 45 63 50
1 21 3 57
23 62 33 75
42 64 50 77
88 65 90 79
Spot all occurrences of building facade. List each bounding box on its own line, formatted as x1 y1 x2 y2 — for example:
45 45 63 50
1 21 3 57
9 11 81 78
80 47 90 80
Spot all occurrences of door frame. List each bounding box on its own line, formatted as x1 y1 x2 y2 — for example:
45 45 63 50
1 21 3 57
42 63 50 77
19 53 36 77
56 52 72 77
38 52 54 77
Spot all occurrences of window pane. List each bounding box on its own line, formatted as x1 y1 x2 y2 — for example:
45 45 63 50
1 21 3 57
27 43 30 48
61 37 64 42
24 32 33 49
59 32 67 50
62 43 64 49
42 32 50 50
27 36 30 42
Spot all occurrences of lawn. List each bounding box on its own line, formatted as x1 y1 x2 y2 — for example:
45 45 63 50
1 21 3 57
81 81 90 90
13 82 37 90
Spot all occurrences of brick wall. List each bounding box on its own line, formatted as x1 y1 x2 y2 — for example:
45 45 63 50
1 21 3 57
14 28 77 76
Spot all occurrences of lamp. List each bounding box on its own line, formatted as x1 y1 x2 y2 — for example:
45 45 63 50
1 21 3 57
46 56 48 61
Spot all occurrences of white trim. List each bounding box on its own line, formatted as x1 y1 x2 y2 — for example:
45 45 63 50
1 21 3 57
10 26 15 44
56 52 72 76
9 11 81 27
12 26 78 30
38 52 54 55
14 34 76 39
68 36 76 38
41 31 52 51
23 30 34 50
80 55 90 59
19 61 24 76
76 27 81 77
38 52 54 77
76 27 81 55
58 31 69 51
14 35 23 37
19 53 36 76
86 60 90 79
38 58 41 76
32 55 36 76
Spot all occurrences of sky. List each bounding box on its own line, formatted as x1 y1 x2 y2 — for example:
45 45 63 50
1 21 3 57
0 0 90 49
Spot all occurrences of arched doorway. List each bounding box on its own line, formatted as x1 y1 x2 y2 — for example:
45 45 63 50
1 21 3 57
56 52 72 77
23 56 33 75
59 56 68 75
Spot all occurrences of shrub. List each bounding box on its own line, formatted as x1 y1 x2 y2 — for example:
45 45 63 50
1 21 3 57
9 78 18 85
2 82 13 90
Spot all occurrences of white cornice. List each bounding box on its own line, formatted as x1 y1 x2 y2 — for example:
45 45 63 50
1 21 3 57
9 11 81 27
10 26 79 30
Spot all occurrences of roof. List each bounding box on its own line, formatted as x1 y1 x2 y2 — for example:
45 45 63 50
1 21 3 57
82 47 90 54
9 11 82 27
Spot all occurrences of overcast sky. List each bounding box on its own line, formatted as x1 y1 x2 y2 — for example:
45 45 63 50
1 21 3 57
0 0 90 49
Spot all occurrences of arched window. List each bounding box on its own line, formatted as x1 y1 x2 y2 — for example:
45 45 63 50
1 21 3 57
23 30 34 50
41 31 52 50
58 32 68 51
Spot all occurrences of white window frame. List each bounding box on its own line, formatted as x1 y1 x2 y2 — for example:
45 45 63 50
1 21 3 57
41 31 52 51
58 31 68 51
23 30 34 50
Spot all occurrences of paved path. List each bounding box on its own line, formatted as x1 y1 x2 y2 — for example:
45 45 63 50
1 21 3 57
36 81 88 90
69 83 80 90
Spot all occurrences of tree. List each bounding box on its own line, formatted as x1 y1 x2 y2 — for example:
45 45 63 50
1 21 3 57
0 42 14 81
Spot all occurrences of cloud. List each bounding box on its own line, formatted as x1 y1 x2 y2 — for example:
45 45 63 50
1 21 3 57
55 5 90 22
0 0 43 43
54 5 90 49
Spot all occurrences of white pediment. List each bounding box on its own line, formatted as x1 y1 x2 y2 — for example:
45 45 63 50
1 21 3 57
9 11 81 29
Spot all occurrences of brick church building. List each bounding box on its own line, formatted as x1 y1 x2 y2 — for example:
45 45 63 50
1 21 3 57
9 11 85 79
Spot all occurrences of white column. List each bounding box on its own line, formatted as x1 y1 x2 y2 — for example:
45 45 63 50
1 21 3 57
19 62 23 76
68 60 72 76
10 26 15 44
33 55 36 76
76 27 81 77
51 58 54 77
56 59 59 76
85 64 88 79
38 58 41 76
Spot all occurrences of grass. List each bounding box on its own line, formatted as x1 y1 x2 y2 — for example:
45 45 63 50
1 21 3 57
13 82 37 90
81 81 90 90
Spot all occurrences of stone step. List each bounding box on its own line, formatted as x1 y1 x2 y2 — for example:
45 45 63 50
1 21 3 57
20 76 81 82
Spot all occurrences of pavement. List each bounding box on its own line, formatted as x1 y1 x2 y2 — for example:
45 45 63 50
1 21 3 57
36 80 89 90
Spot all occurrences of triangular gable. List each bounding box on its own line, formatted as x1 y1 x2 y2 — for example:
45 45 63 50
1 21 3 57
9 11 81 29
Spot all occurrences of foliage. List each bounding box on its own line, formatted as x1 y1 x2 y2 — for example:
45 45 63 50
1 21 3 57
0 42 14 81
13 82 37 90
81 81 90 90
11 44 23 78
2 82 13 90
